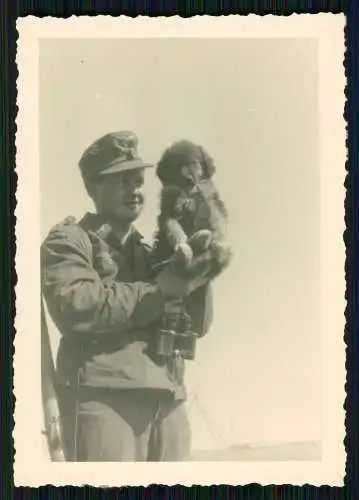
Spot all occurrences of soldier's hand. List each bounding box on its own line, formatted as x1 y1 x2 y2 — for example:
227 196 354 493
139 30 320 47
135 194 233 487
156 262 210 299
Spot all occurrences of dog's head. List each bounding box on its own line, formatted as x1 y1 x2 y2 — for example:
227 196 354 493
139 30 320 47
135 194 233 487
156 140 216 190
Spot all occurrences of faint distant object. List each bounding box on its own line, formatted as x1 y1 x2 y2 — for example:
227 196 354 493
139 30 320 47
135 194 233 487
191 440 322 462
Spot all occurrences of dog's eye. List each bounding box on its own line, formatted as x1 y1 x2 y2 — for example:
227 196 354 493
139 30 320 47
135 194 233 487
181 165 191 177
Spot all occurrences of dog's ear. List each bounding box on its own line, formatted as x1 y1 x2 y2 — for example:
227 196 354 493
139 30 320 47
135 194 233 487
156 146 177 185
199 146 216 179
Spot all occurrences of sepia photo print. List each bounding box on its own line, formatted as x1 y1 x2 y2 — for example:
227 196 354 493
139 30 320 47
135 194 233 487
15 15 346 486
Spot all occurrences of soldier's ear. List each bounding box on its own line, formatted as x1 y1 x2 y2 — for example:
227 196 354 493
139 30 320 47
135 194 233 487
86 177 103 205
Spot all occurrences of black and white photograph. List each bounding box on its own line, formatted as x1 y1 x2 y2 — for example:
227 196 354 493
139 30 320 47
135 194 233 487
14 15 346 486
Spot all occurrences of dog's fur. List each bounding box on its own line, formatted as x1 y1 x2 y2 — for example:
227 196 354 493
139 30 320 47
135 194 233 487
152 140 232 280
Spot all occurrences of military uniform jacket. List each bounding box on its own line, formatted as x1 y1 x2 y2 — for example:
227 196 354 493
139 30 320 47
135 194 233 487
41 213 213 400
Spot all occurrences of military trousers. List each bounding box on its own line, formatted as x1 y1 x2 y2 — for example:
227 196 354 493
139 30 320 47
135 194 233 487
59 387 191 462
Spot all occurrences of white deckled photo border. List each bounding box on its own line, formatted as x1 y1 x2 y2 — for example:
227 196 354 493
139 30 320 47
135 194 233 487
14 14 346 487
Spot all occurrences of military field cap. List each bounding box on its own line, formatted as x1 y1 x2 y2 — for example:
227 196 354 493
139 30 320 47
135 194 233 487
79 131 153 180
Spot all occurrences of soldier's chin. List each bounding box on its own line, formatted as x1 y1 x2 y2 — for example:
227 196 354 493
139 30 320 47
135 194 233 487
123 203 143 220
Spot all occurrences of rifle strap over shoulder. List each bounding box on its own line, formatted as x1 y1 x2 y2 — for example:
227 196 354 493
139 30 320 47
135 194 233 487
41 295 66 462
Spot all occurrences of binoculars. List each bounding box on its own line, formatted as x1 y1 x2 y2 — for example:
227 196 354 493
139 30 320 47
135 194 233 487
153 307 198 361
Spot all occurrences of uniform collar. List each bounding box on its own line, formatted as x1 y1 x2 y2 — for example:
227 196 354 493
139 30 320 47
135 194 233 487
79 212 144 245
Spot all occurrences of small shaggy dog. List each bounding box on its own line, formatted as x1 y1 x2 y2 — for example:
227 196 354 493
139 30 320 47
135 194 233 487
152 140 232 281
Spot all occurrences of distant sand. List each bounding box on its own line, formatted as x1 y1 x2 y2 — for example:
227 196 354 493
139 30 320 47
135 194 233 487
191 441 321 461
42 435 321 462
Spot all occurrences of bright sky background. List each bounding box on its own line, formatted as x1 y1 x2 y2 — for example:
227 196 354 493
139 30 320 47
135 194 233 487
40 38 320 451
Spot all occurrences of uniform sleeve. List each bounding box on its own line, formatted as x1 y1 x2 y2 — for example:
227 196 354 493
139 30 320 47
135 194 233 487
41 225 165 337
185 283 214 337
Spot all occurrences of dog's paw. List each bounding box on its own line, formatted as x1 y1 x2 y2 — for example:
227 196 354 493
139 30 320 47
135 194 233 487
210 241 233 269
174 242 193 268
188 229 213 253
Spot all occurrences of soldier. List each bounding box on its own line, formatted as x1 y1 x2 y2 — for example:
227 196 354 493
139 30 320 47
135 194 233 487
41 131 214 462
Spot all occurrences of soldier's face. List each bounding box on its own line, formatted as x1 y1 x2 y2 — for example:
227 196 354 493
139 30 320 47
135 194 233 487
95 168 145 223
